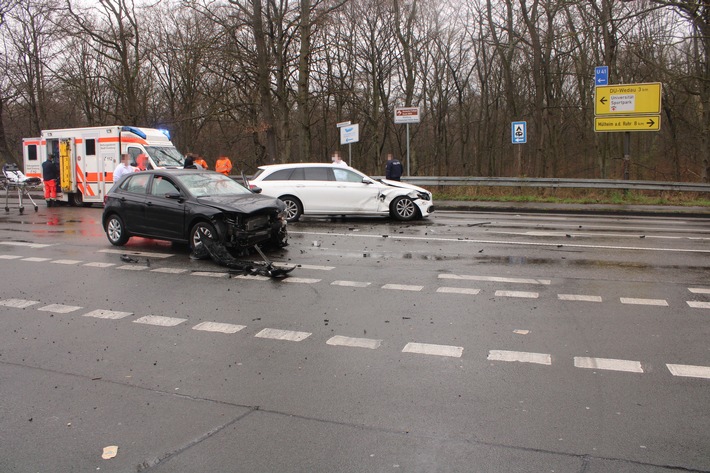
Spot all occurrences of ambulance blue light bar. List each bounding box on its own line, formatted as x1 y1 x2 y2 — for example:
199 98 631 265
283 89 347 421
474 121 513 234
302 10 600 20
121 126 147 139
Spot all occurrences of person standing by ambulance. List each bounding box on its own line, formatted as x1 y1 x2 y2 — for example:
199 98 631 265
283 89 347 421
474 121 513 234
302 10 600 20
215 156 233 176
41 155 58 207
194 155 208 170
113 154 135 182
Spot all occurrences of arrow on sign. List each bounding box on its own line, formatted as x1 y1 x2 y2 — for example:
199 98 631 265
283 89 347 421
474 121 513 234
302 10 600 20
599 97 607 105
647 118 655 127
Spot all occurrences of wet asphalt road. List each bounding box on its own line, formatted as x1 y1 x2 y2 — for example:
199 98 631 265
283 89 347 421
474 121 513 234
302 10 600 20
0 203 709 472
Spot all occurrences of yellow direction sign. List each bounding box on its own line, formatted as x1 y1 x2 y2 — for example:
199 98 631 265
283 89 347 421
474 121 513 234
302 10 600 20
595 82 661 115
594 115 661 132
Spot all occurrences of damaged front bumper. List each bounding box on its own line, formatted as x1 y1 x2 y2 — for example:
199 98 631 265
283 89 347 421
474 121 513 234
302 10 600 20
220 212 288 248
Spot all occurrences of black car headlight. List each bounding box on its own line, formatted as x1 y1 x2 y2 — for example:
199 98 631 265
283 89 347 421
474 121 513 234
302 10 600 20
417 192 431 201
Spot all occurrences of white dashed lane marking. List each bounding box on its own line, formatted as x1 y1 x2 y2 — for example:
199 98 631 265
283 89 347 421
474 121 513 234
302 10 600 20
495 290 539 299
98 249 173 258
37 304 83 314
255 328 312 341
283 277 322 284
21 257 51 262
233 275 270 281
558 294 602 302
133 315 187 327
331 280 371 288
382 284 424 292
192 322 246 334
439 274 551 285
151 268 188 274
277 263 334 271
402 342 463 358
51 259 82 265
83 262 115 268
574 357 644 373
0 299 39 308
687 301 710 309
488 350 552 365
191 271 229 278
620 297 669 306
0 241 51 248
117 265 149 271
327 336 382 350
689 288 710 295
0 255 22 259
82 309 133 320
667 364 710 379
437 287 480 295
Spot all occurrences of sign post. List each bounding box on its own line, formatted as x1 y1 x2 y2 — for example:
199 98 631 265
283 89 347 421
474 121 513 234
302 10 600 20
337 122 358 166
394 107 420 176
511 121 527 176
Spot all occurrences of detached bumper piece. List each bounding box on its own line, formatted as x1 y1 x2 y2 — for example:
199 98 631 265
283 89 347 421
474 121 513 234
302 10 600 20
196 228 295 278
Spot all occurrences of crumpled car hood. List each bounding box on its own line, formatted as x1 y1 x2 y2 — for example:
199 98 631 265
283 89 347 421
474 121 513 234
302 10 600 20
197 194 286 214
379 179 430 195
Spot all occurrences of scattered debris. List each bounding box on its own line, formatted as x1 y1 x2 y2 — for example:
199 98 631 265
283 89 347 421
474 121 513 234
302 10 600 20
198 229 295 278
639 235 645 238
312 240 321 247
565 234 572 238
102 446 118 460
120 255 139 263
467 222 491 227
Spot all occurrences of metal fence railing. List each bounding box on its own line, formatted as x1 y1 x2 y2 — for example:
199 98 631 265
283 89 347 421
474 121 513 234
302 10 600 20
396 177 710 193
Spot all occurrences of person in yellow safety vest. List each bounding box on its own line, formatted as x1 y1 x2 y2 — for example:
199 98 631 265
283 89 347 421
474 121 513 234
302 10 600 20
215 156 232 176
194 155 208 170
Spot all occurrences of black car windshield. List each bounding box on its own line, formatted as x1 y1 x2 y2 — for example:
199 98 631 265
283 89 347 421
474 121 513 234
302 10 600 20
179 173 252 197
145 146 184 167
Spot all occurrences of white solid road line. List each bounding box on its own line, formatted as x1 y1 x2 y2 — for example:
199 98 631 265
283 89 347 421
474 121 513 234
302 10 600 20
667 364 710 379
133 315 187 327
255 328 312 341
488 350 552 365
327 335 382 349
687 301 710 309
331 280 371 288
38 304 83 314
437 287 481 295
51 259 82 265
0 298 39 308
402 342 463 358
192 321 246 334
574 357 644 373
292 230 710 254
98 249 174 258
382 284 424 291
558 294 603 302
620 297 669 306
82 309 133 320
0 254 22 259
439 274 551 285
83 262 115 268
495 290 539 299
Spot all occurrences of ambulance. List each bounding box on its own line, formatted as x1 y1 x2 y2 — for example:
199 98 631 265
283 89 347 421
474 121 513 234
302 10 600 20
22 126 184 205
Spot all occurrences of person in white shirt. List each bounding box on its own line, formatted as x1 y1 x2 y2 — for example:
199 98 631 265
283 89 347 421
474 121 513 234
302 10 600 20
331 151 348 167
113 153 135 182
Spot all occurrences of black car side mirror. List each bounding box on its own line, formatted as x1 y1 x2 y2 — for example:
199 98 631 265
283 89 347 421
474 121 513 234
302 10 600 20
251 186 263 194
165 192 183 201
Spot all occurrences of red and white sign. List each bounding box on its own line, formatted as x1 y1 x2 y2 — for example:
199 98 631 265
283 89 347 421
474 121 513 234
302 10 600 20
394 107 421 124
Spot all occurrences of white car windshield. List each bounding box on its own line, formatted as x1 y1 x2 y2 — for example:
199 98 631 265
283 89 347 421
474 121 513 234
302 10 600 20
179 173 252 197
146 146 184 167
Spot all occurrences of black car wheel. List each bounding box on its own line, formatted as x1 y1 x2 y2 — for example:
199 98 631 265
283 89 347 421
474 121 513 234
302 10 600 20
105 214 129 246
279 195 302 222
391 196 418 221
190 221 217 251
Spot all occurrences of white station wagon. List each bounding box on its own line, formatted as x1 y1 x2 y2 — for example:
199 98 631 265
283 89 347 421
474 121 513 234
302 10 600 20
250 163 435 222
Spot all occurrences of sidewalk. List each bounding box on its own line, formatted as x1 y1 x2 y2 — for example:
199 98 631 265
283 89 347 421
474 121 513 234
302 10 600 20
436 200 710 218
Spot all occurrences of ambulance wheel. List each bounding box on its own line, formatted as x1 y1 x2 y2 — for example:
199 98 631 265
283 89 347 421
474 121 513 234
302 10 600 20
69 192 83 206
105 214 129 246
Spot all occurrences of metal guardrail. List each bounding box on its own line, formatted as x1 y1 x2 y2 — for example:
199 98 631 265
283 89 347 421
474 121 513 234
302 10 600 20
398 177 710 193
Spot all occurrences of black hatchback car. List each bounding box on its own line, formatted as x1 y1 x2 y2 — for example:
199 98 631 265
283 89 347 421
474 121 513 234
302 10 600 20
102 169 287 253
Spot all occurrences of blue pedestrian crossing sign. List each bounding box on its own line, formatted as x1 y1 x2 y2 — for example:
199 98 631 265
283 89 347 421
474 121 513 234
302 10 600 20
595 66 609 86
511 121 527 144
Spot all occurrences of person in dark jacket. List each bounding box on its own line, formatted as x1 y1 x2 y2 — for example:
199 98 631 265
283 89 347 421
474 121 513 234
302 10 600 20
41 155 59 207
183 156 198 169
385 153 403 181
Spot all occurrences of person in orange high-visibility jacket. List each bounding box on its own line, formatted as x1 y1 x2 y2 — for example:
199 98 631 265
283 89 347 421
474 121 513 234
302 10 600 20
215 156 232 176
194 155 208 170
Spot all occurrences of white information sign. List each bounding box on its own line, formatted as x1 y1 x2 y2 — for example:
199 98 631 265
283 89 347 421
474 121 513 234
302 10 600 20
340 124 359 144
610 95 635 112
394 107 421 124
